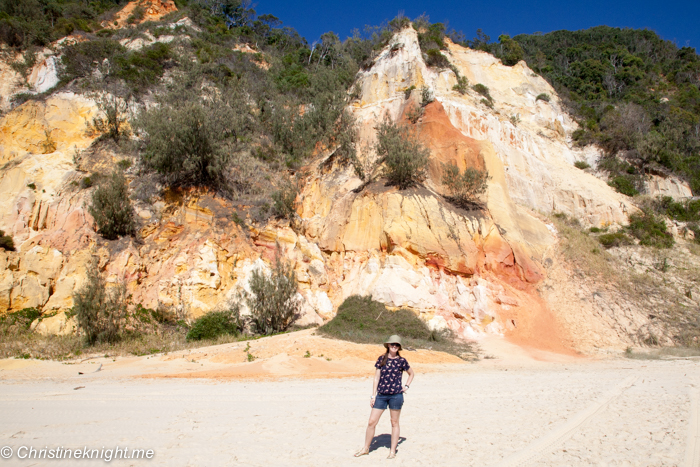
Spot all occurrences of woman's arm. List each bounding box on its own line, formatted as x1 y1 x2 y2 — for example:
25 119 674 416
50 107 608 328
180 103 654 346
370 368 381 407
403 367 415 392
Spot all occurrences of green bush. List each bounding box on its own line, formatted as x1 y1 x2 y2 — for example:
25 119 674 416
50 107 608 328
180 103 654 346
0 229 15 251
608 175 639 196
597 231 632 248
627 212 674 248
112 42 172 92
186 307 242 341
137 90 246 189
574 161 591 169
441 163 490 208
73 261 129 345
60 38 126 81
375 119 430 189
126 5 145 24
403 85 416 99
649 196 700 222
497 34 524 66
536 93 550 102
317 295 476 359
319 295 436 341
452 75 469 95
271 182 298 220
89 171 135 240
472 83 493 103
424 49 450 68
244 251 301 335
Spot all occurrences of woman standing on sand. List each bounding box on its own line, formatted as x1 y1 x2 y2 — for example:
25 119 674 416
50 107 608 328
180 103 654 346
355 335 415 459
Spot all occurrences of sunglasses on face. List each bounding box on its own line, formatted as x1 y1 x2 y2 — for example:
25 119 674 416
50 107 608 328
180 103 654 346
389 344 400 348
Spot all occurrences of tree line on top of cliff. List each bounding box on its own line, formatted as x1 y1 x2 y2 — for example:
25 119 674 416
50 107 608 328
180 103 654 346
462 27 700 196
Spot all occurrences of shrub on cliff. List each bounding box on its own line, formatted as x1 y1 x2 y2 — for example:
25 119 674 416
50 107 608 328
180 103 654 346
627 212 674 248
89 171 135 240
73 261 129 345
0 229 15 251
244 251 301 335
375 119 430 189
137 91 245 190
441 163 490 208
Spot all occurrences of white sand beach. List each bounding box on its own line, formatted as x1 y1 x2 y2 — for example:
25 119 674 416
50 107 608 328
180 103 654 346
1 332 699 467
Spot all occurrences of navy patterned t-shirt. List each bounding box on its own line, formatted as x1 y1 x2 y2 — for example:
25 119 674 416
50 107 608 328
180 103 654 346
375 355 410 395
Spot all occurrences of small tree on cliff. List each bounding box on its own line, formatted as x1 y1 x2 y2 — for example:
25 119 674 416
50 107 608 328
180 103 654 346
89 170 136 240
375 119 430 190
73 260 129 345
244 248 301 335
441 162 490 208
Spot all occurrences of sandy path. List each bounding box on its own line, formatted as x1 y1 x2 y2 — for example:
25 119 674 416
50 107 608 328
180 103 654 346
0 335 699 466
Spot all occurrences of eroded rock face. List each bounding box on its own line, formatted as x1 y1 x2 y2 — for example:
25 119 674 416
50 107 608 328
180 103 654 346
107 0 177 29
0 26 671 353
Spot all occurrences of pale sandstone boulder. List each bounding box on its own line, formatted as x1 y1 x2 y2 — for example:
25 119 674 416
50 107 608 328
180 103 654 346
27 54 59 94
644 174 693 199
31 311 77 336
10 275 49 309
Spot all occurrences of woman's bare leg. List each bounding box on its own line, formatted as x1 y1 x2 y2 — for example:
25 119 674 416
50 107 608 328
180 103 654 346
362 408 385 451
389 409 401 455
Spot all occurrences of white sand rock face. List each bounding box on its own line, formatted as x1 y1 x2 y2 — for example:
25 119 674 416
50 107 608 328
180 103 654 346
28 55 59 94
643 174 693 199
352 28 636 227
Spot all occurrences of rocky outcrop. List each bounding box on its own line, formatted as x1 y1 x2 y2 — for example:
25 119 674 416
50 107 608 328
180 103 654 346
107 0 178 29
1 24 685 354
644 174 693 199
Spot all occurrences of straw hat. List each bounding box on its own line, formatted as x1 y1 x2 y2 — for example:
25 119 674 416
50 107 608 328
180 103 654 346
383 335 403 351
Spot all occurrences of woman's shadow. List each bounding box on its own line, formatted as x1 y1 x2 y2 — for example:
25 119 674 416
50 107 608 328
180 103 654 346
368 434 406 453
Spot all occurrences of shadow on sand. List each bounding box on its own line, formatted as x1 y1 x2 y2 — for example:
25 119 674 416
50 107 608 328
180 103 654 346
369 434 406 453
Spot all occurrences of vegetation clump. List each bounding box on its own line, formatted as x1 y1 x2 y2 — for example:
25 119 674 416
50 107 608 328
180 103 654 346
318 295 476 360
0 308 41 336
88 171 135 240
243 251 301 335
375 119 430 189
441 163 490 208
0 229 15 251
574 160 591 170
627 212 674 248
597 231 632 249
73 261 130 345
608 175 639 196
452 75 469 95
186 307 242 341
497 27 700 194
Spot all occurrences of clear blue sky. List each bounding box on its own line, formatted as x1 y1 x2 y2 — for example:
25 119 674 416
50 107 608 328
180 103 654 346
253 0 699 50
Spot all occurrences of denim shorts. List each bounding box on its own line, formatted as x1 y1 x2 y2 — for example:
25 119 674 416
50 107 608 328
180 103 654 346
373 393 404 410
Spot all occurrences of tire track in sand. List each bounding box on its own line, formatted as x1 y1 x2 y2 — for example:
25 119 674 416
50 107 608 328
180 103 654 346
492 374 638 467
686 388 700 467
